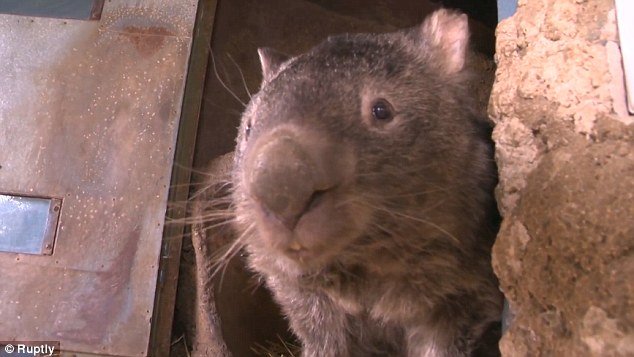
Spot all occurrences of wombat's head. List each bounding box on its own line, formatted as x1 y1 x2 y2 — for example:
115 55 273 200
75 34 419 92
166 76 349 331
232 10 492 275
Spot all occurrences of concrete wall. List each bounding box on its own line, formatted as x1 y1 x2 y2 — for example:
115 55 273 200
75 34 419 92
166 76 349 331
489 0 634 355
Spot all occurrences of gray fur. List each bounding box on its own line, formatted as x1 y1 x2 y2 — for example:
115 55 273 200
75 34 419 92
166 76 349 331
231 9 502 357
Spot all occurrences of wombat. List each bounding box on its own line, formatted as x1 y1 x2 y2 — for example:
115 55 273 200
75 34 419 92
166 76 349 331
230 9 502 357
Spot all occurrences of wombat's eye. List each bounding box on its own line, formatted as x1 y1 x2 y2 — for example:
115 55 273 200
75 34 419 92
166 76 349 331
371 99 394 121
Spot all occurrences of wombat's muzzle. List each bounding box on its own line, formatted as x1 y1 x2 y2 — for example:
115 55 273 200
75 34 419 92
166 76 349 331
244 127 349 232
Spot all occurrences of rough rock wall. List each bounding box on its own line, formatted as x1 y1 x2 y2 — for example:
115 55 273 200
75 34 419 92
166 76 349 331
489 0 634 355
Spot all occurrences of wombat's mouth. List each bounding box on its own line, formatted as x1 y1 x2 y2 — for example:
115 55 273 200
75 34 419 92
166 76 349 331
279 242 344 271
283 243 315 264
246 186 369 269
254 185 335 232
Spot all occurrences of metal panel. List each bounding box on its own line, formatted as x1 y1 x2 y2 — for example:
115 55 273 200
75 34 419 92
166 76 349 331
0 0 197 355
0 0 105 21
0 194 61 255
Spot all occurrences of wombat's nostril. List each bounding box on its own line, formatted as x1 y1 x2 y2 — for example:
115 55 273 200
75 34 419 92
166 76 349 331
260 198 302 231
305 189 328 213
258 188 331 231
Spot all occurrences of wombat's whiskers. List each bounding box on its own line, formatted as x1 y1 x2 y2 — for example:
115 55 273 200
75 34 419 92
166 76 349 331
174 161 226 177
165 191 234 225
168 181 213 191
166 163 234 200
210 223 254 289
209 49 247 107
168 211 234 226
201 98 245 117
352 198 460 244
226 52 252 99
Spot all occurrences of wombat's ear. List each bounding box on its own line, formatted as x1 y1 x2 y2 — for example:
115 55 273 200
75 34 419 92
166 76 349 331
418 9 469 74
258 47 290 83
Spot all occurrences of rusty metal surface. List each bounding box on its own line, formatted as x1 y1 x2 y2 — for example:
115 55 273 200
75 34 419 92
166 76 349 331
0 0 197 355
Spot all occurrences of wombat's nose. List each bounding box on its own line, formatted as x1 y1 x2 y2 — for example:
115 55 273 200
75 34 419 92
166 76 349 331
247 134 320 230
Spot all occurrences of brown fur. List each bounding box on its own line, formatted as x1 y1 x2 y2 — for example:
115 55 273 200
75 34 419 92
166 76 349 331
229 9 502 356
